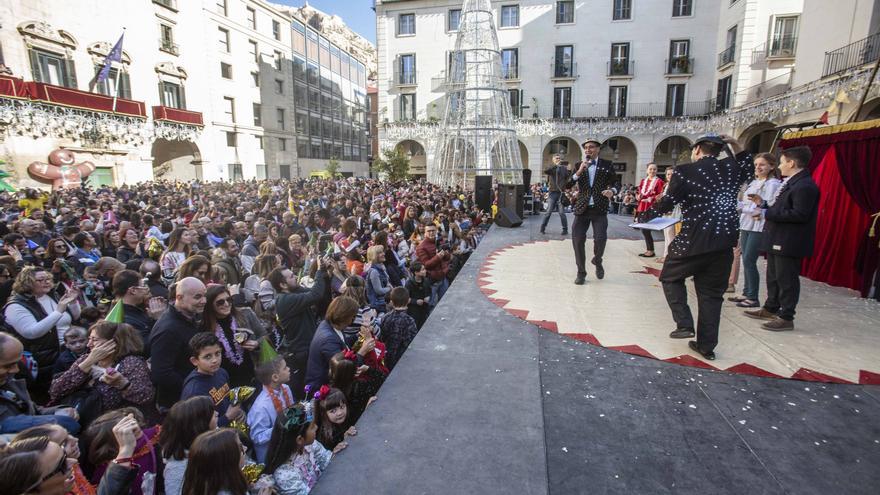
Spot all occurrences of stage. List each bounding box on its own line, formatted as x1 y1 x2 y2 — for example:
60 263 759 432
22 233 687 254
314 214 880 495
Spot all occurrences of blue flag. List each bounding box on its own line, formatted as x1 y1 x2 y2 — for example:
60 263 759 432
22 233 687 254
97 33 124 84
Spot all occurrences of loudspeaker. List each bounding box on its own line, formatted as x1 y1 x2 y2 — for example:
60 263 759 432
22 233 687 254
498 184 524 220
475 176 492 213
494 206 523 228
522 169 532 189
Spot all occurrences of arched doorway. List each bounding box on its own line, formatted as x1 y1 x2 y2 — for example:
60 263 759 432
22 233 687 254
518 141 529 170
151 139 202 181
542 136 579 171
738 122 778 154
849 97 880 122
395 140 427 177
599 136 637 187
653 136 692 169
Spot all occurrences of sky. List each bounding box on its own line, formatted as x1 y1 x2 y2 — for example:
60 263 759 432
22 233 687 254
274 0 377 43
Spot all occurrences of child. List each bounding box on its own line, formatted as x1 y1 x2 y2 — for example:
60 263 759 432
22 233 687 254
404 261 432 329
328 352 382 424
180 332 244 427
247 356 294 463
53 325 88 375
380 287 419 371
314 387 356 453
160 396 219 495
84 408 160 495
264 404 332 494
181 428 249 495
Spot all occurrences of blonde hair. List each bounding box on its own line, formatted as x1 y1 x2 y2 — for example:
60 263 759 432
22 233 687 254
253 254 279 279
12 266 47 295
366 245 385 264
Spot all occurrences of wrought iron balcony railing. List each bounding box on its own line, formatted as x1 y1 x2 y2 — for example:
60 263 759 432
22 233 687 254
607 60 634 77
768 33 797 58
718 45 736 68
822 31 880 77
666 57 694 75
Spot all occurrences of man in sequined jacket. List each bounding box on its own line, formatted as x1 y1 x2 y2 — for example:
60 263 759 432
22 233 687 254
652 135 753 361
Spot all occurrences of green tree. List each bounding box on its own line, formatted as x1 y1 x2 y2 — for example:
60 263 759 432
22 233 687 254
373 147 411 181
325 156 341 177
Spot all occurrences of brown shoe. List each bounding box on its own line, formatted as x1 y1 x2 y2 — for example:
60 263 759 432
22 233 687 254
761 317 794 332
744 308 777 320
725 284 736 293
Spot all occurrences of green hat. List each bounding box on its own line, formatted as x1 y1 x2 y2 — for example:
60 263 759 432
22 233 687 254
105 299 124 323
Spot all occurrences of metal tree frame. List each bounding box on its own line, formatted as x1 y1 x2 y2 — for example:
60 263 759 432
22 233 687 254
432 0 523 190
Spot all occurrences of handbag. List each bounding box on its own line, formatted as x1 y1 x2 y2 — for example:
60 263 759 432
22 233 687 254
560 194 571 207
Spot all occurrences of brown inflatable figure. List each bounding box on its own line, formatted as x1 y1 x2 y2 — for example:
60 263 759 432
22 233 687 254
28 148 96 190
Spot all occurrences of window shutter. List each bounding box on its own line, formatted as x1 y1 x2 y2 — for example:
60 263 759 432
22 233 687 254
64 57 78 89
120 72 132 100
158 81 166 106
28 49 42 82
179 85 187 109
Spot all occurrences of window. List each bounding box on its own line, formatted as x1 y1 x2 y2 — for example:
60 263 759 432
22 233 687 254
95 67 131 99
610 42 630 75
274 51 282 70
672 0 692 17
247 7 256 29
665 83 685 116
668 40 691 73
500 5 520 27
249 40 259 63
257 135 264 149
226 132 237 147
556 1 574 23
501 48 518 79
216 0 226 16
218 27 229 52
276 108 285 130
278 138 287 151
613 0 632 20
294 85 307 107
554 45 574 77
273 20 281 40
159 81 185 108
160 24 177 54
447 50 465 82
251 71 260 87
220 62 232 79
280 164 291 179
399 93 416 120
716 76 732 111
448 9 461 31
256 163 267 180
229 163 243 181
398 13 415 35
293 57 306 81
720 26 737 67
608 86 627 117
769 16 798 57
223 97 235 122
275 79 284 94
553 87 571 118
295 113 308 133
30 49 76 88
253 103 262 126
398 54 416 84
508 89 522 117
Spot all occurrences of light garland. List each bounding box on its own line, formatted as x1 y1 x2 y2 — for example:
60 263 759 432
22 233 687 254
0 98 202 146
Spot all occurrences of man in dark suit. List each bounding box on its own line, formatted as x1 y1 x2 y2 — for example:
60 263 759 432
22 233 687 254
652 135 753 360
564 139 617 284
744 146 819 331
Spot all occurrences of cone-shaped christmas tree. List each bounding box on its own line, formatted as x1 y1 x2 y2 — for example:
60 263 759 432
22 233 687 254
105 300 124 323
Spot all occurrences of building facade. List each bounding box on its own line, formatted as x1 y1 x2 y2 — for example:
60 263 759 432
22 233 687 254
376 0 880 187
0 0 371 189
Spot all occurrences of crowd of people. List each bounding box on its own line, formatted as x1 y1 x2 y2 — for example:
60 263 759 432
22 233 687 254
0 177 490 494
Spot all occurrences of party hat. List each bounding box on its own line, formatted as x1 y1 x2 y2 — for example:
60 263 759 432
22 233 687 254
27 239 40 250
255 336 279 365
105 299 124 323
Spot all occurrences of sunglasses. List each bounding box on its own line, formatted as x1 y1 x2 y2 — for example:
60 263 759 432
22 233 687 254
215 298 231 306
25 452 70 492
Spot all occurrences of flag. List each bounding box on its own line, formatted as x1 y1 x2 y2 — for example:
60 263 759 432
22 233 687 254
105 299 124 323
97 33 124 84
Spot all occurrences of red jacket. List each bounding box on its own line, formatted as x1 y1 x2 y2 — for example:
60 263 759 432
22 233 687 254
416 238 449 282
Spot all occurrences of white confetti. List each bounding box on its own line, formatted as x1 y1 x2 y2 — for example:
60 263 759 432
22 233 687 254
688 404 697 409
738 420 747 425
562 447 568 452
787 402 797 406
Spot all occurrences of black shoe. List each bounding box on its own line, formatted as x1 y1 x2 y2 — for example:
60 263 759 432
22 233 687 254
561 230 568 236
574 275 585 285
540 229 546 235
688 340 715 360
669 327 695 339
594 263 605 279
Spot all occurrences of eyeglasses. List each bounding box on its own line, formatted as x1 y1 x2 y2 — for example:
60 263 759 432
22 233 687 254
33 277 53 283
25 452 71 492
215 298 231 307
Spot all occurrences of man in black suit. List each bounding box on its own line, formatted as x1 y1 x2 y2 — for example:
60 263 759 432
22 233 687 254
564 139 617 284
744 146 819 331
652 135 753 360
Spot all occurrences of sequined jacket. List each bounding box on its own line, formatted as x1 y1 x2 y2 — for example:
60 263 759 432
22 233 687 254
563 158 616 215
655 152 753 259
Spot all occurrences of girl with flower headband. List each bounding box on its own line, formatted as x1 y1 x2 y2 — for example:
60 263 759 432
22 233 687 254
313 387 357 453
263 403 333 495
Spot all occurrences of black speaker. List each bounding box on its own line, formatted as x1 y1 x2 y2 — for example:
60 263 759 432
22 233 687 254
475 176 492 212
495 206 522 228
498 184 524 220
522 169 532 189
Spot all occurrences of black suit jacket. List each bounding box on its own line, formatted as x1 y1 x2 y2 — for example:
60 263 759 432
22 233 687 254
761 171 820 258
564 158 616 214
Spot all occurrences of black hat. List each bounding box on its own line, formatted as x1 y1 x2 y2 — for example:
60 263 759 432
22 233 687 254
692 134 725 148
581 139 602 148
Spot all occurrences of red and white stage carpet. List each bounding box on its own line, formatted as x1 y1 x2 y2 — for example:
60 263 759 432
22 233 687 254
478 239 880 384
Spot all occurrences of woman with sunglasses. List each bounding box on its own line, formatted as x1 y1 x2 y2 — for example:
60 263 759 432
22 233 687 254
201 284 266 388
0 436 76 495
13 423 92 495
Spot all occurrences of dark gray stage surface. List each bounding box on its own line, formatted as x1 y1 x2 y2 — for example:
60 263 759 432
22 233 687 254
314 213 880 495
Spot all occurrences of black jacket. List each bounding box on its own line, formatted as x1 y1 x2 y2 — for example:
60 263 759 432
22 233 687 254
123 304 155 356
148 305 200 408
545 165 571 192
275 270 328 357
655 152 753 259
761 171 820 258
564 158 616 214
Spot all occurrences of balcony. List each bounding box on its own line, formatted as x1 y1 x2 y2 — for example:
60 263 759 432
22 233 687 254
152 0 178 11
823 31 880 77
533 100 714 119
551 61 577 80
0 77 147 117
665 57 694 76
0 75 29 99
393 70 417 87
159 38 179 55
501 66 519 80
717 45 735 69
607 60 634 78
767 34 797 59
152 106 204 126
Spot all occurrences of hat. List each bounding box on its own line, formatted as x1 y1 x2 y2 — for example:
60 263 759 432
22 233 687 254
692 134 726 148
581 139 602 148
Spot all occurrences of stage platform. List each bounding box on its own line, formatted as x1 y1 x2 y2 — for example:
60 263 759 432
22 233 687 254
314 214 880 495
